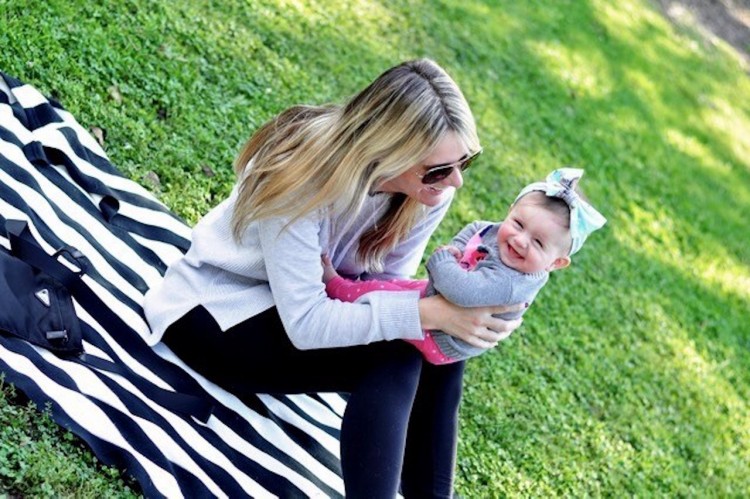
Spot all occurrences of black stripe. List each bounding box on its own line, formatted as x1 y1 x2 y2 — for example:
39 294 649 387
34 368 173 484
274 394 343 439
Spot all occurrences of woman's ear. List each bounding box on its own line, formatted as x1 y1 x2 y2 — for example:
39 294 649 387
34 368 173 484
548 256 571 272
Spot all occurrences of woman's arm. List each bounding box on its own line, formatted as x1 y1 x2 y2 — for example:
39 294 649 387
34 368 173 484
258 213 425 350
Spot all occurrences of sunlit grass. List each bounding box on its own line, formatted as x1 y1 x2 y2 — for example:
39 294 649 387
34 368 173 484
702 97 750 162
529 42 613 98
614 200 749 302
665 128 734 174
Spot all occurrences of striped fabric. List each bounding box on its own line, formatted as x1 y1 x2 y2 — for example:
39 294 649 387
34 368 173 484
0 72 347 498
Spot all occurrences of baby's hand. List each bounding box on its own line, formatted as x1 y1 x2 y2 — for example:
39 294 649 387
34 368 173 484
435 245 462 260
321 254 339 283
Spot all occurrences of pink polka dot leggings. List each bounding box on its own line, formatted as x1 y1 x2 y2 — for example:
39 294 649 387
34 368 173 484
325 276 457 364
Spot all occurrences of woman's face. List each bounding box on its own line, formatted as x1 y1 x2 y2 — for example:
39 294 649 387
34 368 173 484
377 132 467 207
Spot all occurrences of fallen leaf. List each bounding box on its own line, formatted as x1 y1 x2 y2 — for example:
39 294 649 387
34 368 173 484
142 171 162 190
201 164 215 177
108 85 123 104
91 126 106 147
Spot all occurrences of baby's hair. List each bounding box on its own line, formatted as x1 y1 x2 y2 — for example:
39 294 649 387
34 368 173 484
516 191 571 228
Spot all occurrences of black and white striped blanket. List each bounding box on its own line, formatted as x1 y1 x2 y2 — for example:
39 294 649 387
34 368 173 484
0 72 346 498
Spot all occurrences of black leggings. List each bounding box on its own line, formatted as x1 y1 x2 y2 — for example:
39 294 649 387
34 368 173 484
162 305 465 498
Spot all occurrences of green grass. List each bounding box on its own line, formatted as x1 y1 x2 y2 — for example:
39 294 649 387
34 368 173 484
0 376 139 497
2 0 749 496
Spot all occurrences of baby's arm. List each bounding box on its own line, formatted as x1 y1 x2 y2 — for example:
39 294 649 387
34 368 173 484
450 221 493 249
427 251 513 307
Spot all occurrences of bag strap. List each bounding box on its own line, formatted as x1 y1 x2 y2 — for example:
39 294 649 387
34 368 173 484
6 219 85 289
5 220 213 422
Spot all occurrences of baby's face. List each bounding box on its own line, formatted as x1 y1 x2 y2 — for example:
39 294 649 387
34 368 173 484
497 199 571 274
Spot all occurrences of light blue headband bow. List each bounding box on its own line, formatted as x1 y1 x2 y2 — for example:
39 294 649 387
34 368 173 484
514 168 607 255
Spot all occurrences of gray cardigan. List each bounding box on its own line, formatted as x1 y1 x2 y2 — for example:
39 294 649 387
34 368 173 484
144 186 453 349
425 221 548 360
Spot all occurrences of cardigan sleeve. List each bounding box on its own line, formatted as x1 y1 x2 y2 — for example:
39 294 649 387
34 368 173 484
258 213 425 350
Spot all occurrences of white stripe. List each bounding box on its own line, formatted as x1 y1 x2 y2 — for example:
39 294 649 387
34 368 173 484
115 201 193 241
129 232 187 270
33 125 169 206
43 159 191 244
75 303 173 391
0 344 184 498
317 393 348 418
285 394 343 430
54 108 108 159
9 84 47 108
0 78 15 103
36 124 193 241
207 417 322 498
0 106 25 137
258 394 340 457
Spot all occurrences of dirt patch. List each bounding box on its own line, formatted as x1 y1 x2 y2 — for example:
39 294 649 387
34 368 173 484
654 0 750 67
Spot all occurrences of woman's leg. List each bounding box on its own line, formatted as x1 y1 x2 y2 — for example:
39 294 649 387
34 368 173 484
400 360 465 498
162 305 425 498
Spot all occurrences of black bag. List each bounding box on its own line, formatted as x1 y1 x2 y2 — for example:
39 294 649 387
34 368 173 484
1 219 85 357
1 219 214 422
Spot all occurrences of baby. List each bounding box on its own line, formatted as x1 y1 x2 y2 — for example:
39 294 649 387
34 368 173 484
323 168 607 364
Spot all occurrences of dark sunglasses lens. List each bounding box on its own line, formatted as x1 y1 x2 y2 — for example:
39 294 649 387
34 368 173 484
421 150 480 184
422 167 453 184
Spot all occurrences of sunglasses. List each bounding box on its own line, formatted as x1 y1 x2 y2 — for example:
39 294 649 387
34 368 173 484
416 148 483 185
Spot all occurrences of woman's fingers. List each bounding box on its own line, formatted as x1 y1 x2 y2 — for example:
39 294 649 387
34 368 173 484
485 316 523 334
420 295 527 348
462 334 498 349
488 302 527 316
475 322 519 343
460 315 523 349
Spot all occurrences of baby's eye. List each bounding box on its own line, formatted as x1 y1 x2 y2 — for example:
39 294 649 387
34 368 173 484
513 219 523 228
534 239 544 248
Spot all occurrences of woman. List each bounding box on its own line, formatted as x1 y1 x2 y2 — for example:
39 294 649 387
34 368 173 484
144 59 522 498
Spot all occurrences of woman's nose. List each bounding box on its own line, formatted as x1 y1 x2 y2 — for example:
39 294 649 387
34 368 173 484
442 166 463 189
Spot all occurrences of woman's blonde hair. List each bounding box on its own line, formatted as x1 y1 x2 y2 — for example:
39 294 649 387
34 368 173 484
231 58 480 272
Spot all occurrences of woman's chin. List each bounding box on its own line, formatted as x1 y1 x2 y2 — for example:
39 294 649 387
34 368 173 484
417 186 450 206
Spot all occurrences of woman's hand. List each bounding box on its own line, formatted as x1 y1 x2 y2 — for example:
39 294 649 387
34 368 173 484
418 295 525 349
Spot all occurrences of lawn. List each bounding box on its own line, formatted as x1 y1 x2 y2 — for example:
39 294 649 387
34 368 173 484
1 0 749 496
